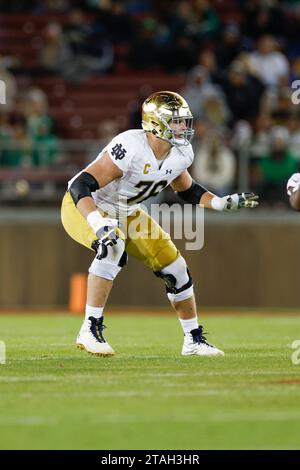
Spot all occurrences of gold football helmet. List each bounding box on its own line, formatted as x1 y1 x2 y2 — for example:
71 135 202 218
142 91 194 146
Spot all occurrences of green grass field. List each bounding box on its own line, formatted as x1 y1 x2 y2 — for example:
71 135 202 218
0 313 300 450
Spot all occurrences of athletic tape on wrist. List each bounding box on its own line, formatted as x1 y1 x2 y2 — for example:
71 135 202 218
87 210 105 234
211 196 225 211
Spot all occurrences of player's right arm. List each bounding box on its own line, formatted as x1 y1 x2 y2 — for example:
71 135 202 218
171 169 259 211
69 151 123 245
74 152 123 217
287 173 300 211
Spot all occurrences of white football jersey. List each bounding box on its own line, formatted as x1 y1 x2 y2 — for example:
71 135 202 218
68 129 194 217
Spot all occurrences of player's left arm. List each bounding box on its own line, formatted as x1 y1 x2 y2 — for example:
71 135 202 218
171 170 259 211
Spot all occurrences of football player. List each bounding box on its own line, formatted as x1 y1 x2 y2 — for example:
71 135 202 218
287 173 300 210
61 91 258 357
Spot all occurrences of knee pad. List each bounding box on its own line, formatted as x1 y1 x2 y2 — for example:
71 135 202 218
154 255 194 302
89 237 127 281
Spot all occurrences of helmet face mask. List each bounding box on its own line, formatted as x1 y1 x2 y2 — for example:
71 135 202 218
142 91 194 146
165 116 194 146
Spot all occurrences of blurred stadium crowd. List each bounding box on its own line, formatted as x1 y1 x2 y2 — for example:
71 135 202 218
1 0 300 207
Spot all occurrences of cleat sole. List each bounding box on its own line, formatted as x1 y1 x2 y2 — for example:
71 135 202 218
182 349 225 357
76 343 114 357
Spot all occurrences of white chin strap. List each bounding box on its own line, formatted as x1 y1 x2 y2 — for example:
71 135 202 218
160 132 188 147
172 137 188 146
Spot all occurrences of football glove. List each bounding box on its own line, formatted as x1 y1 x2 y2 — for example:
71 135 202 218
87 210 119 247
222 192 259 212
287 173 300 196
96 218 119 247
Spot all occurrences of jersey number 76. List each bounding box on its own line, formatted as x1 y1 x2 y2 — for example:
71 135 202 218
127 180 168 204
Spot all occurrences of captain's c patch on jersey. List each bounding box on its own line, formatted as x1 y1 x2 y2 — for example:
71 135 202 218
143 163 151 174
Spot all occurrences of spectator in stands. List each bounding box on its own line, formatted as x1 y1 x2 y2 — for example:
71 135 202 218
181 66 209 112
60 8 114 82
215 23 244 70
193 0 220 43
1 117 33 167
164 35 197 72
92 0 133 70
281 3 300 57
290 55 300 83
0 113 12 165
181 65 223 119
287 113 300 161
241 0 286 39
63 8 94 55
199 85 230 132
250 114 273 159
24 88 53 137
168 0 196 40
101 0 133 44
196 49 224 85
271 87 294 123
222 60 265 124
130 17 158 69
231 119 252 154
249 35 289 89
23 87 58 166
0 112 10 136
167 0 220 45
191 125 236 196
253 126 299 206
39 22 72 75
32 118 58 166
